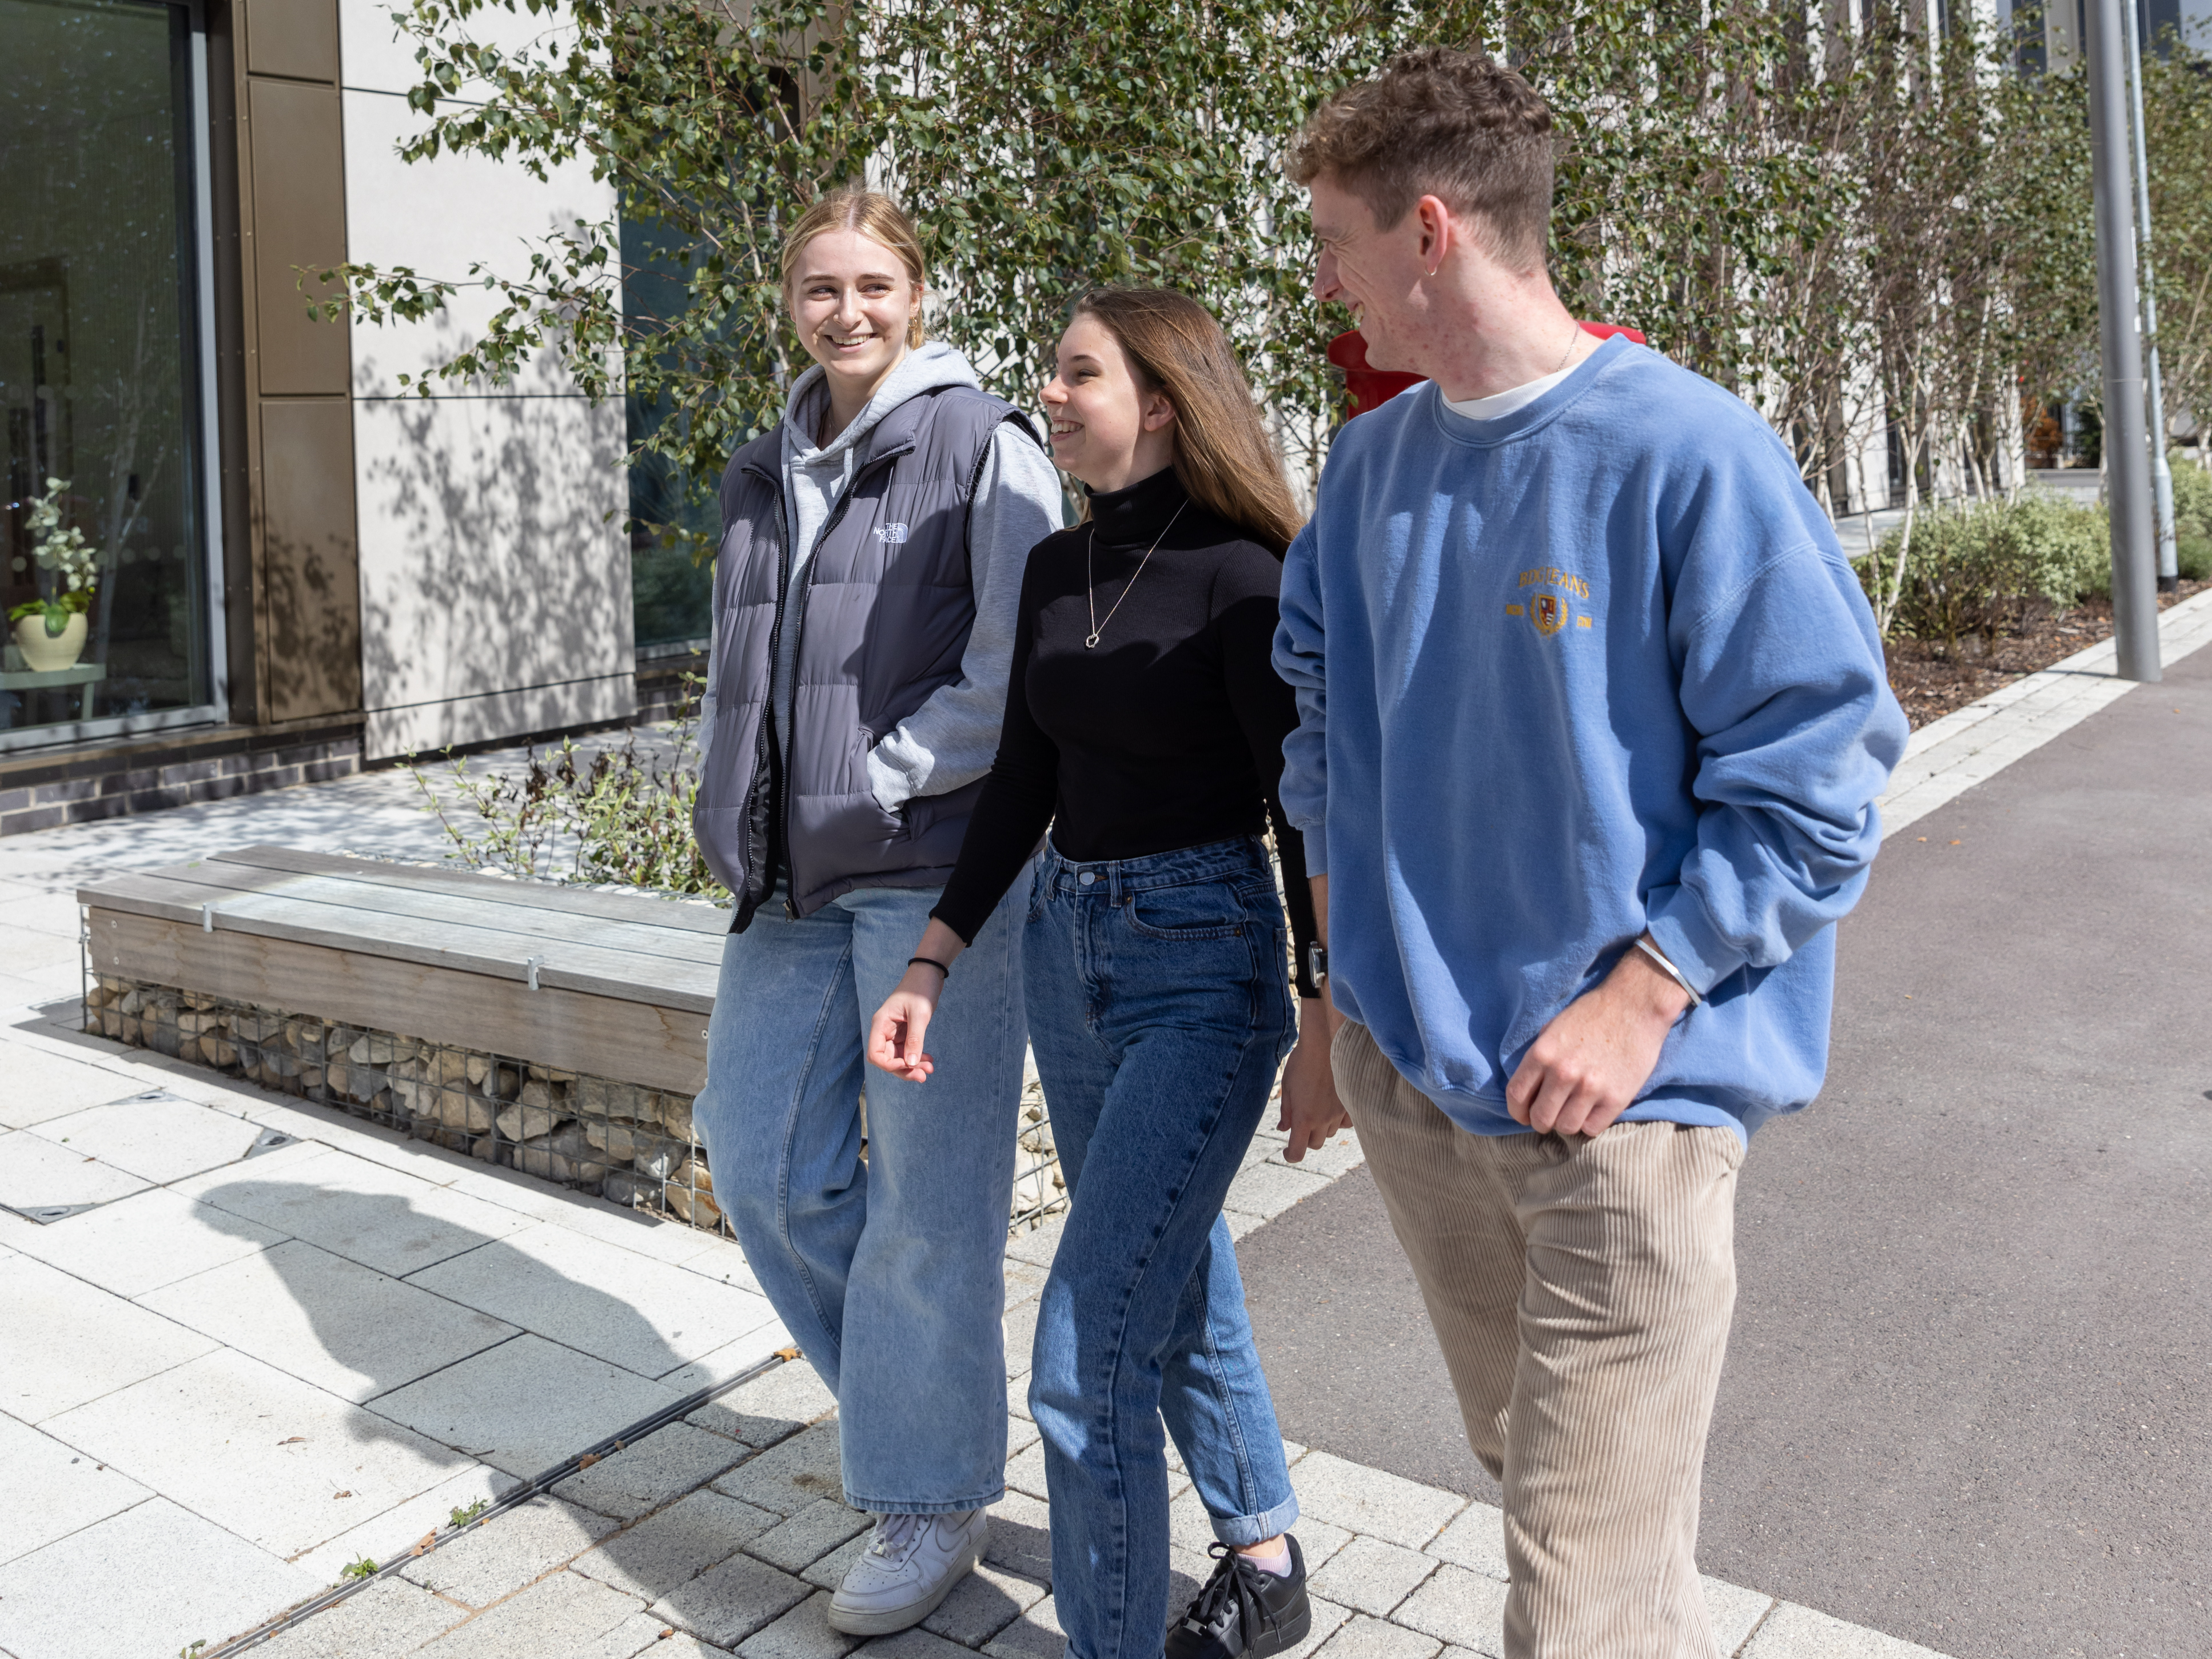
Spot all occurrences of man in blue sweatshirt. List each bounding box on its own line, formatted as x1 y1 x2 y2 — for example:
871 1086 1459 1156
1270 47 1908 1659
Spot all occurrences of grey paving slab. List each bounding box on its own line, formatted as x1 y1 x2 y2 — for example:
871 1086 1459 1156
0 1124 151 1210
1001 1298 1042 1382
0 1183 287 1297
743 1498 871 1574
41 1346 470 1561
0 1496 321 1659
711 1423 844 1517
0 1411 152 1567
1312 1612 1444 1659
27 1090 262 1184
1703 1576 1776 1656
140 1238 520 1402
292 1461 521 1588
651 1548 812 1648
800 1529 872 1593
1266 1134 1364 1181
735 1589 860 1659
1221 1159 1333 1219
1282 1597 1354 1659
569 1488 778 1600
1389 1564 1508 1654
1741 1601 1948 1658
855 1628 977 1659
0 1041 145 1126
976 1591 1062 1659
1307 1532 1440 1617
1288 1453 1465 1552
688 1359 835 1449
406 1219 780 1379
920 1560 1047 1646
592 1609 739 1659
1421 1501 1506 1582
1003 1441 1049 1501
178 1145 537 1277
1002 1215 1065 1271
415 1565 649 1659
0 1253 218 1422
367 1333 679 1479
251 1574 470 1659
557 1422 755 1521
978 1492 1053 1587
400 1494 619 1608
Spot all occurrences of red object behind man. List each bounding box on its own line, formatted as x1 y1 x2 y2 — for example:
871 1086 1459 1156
1327 322 1648 418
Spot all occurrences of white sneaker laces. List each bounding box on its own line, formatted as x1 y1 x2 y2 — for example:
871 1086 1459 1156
866 1513 930 1561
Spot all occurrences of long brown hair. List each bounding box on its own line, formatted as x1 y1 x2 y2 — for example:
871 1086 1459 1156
1070 288 1303 555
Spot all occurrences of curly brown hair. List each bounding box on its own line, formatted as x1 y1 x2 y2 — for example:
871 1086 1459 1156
1286 46 1557 275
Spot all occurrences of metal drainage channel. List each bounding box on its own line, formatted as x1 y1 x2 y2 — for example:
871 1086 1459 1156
202 1347 799 1658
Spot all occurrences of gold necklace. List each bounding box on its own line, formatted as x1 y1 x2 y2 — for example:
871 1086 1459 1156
1085 501 1187 648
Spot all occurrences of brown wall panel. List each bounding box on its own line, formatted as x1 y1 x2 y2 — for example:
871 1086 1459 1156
248 77 349 396
244 0 340 83
258 400 362 721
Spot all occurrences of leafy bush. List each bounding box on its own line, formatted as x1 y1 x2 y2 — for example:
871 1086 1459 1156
2166 449 2212 580
1855 493 2108 647
414 691 724 899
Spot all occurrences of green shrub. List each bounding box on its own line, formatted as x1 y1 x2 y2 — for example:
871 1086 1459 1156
2166 449 2212 580
1854 493 2109 646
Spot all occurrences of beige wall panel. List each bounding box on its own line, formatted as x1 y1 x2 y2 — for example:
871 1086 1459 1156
248 0 342 82
352 393 633 760
249 77 352 396
260 399 365 721
342 88 616 398
340 0 583 99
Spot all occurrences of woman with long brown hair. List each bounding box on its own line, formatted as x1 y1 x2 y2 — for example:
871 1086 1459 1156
867 288 1328 1659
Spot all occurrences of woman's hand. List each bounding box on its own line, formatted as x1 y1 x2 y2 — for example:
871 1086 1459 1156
1278 996 1352 1161
866 919 970 1083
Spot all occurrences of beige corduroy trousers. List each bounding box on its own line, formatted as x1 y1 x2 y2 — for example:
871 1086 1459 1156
1332 1019 1745 1659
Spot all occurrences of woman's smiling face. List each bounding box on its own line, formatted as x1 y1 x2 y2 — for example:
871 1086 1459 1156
1041 313 1174 492
788 228 920 393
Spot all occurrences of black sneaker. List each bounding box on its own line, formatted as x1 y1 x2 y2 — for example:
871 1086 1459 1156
1165 1537 1311 1659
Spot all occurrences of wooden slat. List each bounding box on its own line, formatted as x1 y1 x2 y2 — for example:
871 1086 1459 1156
159 859 728 968
213 844 731 934
78 871 717 1012
86 907 710 1095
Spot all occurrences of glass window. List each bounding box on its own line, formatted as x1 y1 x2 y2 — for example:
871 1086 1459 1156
623 210 716 657
1 0 212 740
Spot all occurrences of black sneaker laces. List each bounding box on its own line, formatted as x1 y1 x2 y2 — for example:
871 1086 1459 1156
1179 1542 1275 1651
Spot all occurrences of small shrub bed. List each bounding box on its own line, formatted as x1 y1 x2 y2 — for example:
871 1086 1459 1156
1853 492 2109 651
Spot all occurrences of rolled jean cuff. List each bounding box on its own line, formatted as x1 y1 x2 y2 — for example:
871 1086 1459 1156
1209 1491 1301 1549
843 1486 1005 1517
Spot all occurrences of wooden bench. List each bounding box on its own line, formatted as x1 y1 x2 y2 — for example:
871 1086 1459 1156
75 847 1065 1231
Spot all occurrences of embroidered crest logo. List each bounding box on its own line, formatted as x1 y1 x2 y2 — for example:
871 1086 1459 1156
1532 592 1568 636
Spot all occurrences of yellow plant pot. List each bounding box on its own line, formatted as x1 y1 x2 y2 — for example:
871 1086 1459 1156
13 612 89 672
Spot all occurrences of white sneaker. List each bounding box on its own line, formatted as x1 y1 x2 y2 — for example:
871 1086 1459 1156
827 1509 989 1635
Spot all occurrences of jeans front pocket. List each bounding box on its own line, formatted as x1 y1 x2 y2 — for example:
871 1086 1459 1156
1124 876 1249 942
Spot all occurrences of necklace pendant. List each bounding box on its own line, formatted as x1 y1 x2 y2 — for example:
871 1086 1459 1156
1084 633 1101 649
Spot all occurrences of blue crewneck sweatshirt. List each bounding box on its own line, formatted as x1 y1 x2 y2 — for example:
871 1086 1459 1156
1274 335 1907 1143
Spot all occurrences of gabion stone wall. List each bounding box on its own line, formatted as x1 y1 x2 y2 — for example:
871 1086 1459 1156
85 976 1066 1234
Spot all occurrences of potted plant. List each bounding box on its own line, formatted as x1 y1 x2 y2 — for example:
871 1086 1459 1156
11 477 98 672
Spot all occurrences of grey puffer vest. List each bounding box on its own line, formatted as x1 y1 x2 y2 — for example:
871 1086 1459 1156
694 384 1039 931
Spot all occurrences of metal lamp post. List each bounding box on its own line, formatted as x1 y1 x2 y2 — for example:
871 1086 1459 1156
2122 0 2180 592
2086 0 2163 682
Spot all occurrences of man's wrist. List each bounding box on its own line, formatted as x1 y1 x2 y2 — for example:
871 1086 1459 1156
1616 942 1693 1023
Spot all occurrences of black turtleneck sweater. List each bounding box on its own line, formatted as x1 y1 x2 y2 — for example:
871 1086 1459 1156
932 466 1318 995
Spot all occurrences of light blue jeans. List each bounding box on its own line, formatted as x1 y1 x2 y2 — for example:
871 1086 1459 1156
1025 836 1301 1659
695 874 1030 1513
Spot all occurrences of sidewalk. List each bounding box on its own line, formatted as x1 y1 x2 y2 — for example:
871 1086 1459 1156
19 592 2207 1659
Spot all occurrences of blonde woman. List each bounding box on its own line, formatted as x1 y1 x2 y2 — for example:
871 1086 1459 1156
870 289 1326 1659
689 187 1062 1634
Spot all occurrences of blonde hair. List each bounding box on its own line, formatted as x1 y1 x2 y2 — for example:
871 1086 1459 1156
1071 288 1304 555
779 186 928 349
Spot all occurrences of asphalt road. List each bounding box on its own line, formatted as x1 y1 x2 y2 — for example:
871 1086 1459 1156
1239 644 2212 1659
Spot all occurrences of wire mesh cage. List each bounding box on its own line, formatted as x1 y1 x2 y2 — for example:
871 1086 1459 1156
81 971 1069 1238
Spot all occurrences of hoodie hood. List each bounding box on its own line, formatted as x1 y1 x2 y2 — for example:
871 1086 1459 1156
782 340 986 468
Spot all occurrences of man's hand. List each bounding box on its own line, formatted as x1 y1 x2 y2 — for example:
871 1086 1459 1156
1278 998 1350 1161
1505 938 1690 1138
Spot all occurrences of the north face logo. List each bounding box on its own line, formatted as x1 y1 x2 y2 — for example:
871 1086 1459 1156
875 523 910 543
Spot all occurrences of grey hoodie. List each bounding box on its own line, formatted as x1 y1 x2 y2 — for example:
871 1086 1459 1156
697 341 1064 812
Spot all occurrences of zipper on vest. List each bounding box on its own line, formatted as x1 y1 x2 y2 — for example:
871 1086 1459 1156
754 493 792 920
778 441 915 918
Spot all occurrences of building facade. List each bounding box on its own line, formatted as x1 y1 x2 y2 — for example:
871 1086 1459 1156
1 0 664 835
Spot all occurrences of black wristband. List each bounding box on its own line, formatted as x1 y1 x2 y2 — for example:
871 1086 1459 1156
908 955 951 980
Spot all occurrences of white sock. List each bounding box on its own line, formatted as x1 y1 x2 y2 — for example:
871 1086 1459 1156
1239 1540 1293 1577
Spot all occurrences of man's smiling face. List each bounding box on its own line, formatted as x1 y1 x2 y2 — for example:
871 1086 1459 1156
1308 172 1424 374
